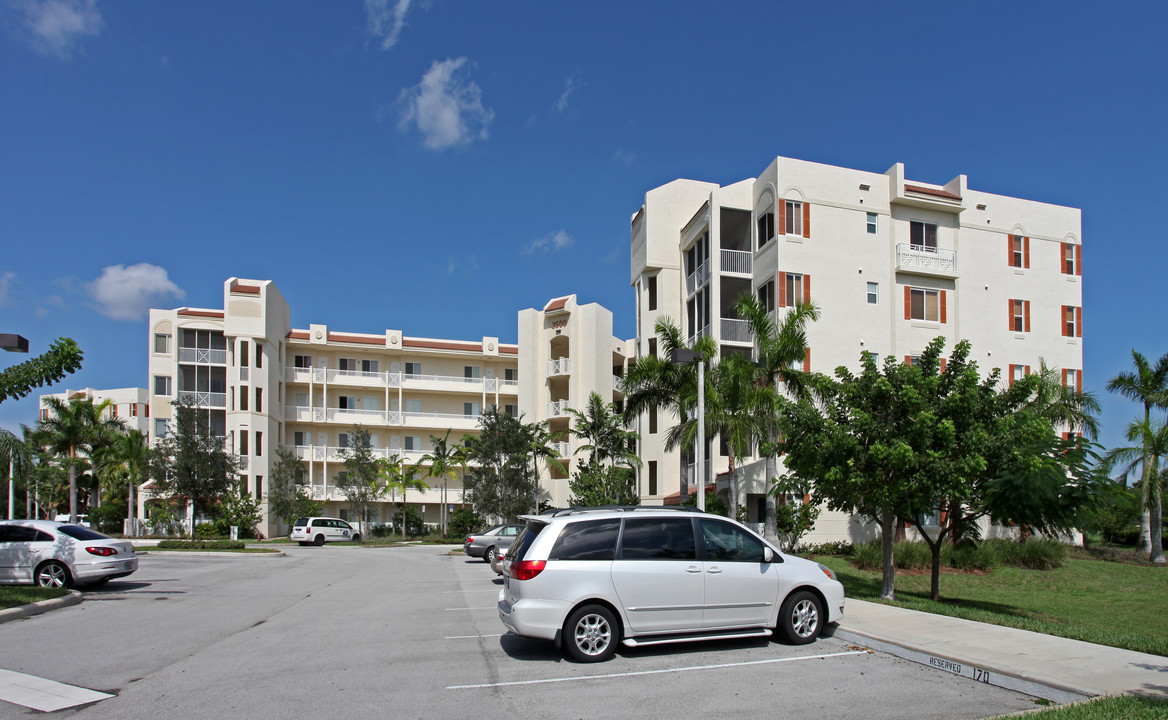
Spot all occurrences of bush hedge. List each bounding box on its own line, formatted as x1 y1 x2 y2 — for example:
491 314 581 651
156 539 246 550
850 538 1066 572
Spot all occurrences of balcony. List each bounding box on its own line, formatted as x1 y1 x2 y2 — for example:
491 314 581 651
546 358 571 377
178 347 227 365
402 411 480 430
720 318 752 345
896 244 958 278
285 367 517 394
720 249 752 276
687 323 710 348
178 390 227 408
547 400 572 418
685 262 709 296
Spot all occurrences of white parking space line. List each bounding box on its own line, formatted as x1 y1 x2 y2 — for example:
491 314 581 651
447 649 870 690
0 668 113 712
445 634 505 640
441 589 500 594
444 606 496 611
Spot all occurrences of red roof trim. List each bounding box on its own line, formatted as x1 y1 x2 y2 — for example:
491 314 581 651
904 184 962 201
287 331 310 340
661 483 716 506
404 338 483 352
500 346 519 355
328 333 385 346
230 282 261 295
177 309 225 318
544 297 570 312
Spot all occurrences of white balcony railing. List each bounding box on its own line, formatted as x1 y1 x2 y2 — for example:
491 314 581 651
896 244 958 276
237 455 249 471
178 390 227 408
720 249 752 275
685 263 709 296
547 358 571 376
285 367 517 395
720 318 752 344
547 400 572 418
178 347 228 365
687 323 710 348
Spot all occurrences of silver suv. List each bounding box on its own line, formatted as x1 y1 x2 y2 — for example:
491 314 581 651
498 507 844 662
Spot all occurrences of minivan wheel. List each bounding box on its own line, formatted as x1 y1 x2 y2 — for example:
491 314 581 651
35 561 72 589
564 604 617 662
777 590 822 645
313 534 326 546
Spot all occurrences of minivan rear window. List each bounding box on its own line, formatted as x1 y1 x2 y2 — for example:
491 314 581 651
549 519 620 560
509 523 545 562
294 518 309 527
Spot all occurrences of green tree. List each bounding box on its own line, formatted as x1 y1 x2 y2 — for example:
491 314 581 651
33 396 125 523
418 430 462 535
378 453 428 538
267 445 321 529
1102 417 1168 563
521 418 566 512
568 392 640 469
217 485 264 537
462 408 540 522
0 338 83 403
567 461 639 507
335 425 382 535
736 294 820 541
1 429 31 518
1106 350 1168 560
703 353 777 519
93 429 149 534
149 397 239 537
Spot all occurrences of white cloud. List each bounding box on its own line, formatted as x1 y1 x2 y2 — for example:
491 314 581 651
87 263 185 321
523 230 575 255
14 0 103 59
397 57 493 150
0 272 14 305
554 75 579 113
365 0 412 51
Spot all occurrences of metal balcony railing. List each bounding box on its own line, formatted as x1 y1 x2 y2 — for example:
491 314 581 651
720 249 752 275
178 348 228 365
547 358 571 376
896 243 958 276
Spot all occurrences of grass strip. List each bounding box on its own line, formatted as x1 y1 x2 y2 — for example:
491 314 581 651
0 586 69 611
1016 695 1168 719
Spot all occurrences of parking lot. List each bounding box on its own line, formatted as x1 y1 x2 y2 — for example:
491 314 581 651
0 546 1043 719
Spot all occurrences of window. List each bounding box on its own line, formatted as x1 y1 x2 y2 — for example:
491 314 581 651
910 221 938 251
255 476 263 501
154 333 171 354
780 272 810 307
294 431 309 446
255 387 262 412
757 279 775 313
757 209 775 247
362 359 378 373
404 436 421 451
1009 364 1030 386
1063 242 1081 275
648 460 658 495
866 282 878 305
905 287 945 323
464 401 480 416
255 432 262 456
866 212 877 234
648 338 657 358
1063 368 1082 391
294 355 312 368
648 275 658 311
862 351 880 368
781 199 804 236
905 355 923 367
239 432 249 455
700 519 766 562
1062 305 1082 337
239 341 249 367
255 343 262 368
338 433 350 449
649 407 657 434
339 358 357 372
338 395 356 410
240 389 249 411
505 368 517 381
1009 234 1030 268
154 419 169 437
549 519 620 560
504 404 517 417
294 392 308 407
464 366 481 379
405 362 422 375
1009 299 1031 333
153 375 171 396
405 398 422 413
619 518 696 560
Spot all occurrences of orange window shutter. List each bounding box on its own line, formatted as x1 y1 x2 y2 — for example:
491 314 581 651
940 358 947 373
778 202 787 236
1024 364 1030 376
804 493 812 504
1007 299 1013 331
802 203 811 238
1060 305 1067 336
1024 300 1030 332
904 355 912 365
803 347 811 372
940 290 947 323
1076 307 1082 337
803 274 812 304
1076 244 1082 276
1024 237 1030 268
1062 368 1068 387
778 272 786 307
905 286 912 320
1077 371 1083 392
1009 364 1016 385
1008 235 1014 265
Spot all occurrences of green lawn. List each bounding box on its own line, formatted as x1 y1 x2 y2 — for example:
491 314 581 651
816 553 1168 656
1020 695 1168 719
0 586 69 611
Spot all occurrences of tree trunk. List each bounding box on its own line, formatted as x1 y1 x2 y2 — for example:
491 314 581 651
1139 509 1152 555
1151 495 1165 564
127 473 136 537
880 511 896 601
68 448 77 524
764 454 778 542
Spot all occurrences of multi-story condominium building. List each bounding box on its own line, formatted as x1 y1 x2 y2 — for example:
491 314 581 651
145 278 632 536
630 156 1083 541
39 387 151 437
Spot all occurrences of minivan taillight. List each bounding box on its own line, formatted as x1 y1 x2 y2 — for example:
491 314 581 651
510 560 545 581
85 546 117 557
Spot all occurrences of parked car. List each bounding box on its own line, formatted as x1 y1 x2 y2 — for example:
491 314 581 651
463 524 523 564
290 517 360 546
489 544 509 575
498 507 845 662
0 520 138 588
53 514 90 527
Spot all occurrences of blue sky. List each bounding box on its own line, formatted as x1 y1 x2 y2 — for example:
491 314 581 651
2 1 1166 456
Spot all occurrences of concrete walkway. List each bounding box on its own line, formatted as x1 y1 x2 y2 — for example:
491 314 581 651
836 599 1168 702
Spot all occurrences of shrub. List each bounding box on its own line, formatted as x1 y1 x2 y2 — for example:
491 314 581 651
194 523 224 539
370 523 395 539
448 509 482 539
797 541 853 556
157 539 245 550
994 538 1066 570
391 506 425 537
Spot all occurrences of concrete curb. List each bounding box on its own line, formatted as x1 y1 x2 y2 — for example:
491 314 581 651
833 627 1090 704
139 550 286 557
0 590 83 625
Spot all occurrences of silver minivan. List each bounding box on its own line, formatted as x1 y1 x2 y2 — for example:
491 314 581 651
290 517 360 545
498 507 845 662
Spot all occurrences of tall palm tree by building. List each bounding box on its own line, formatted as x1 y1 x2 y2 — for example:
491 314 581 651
521 419 566 512
567 392 639 469
378 454 428 538
1106 350 1168 557
419 430 461 535
33 397 125 523
94 429 149 535
702 353 777 519
1103 417 1168 563
1 428 31 519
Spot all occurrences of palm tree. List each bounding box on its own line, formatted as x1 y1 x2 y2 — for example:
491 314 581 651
34 397 125 522
1106 350 1168 557
1 428 31 519
735 294 820 540
378 455 429 538
94 430 149 535
567 392 640 469
521 419 566 512
418 430 462 535
1102 417 1168 563
1026 360 1101 439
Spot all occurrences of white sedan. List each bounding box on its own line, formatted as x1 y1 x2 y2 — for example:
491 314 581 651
0 520 139 588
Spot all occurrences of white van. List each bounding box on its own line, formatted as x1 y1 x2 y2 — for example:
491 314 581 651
290 517 360 545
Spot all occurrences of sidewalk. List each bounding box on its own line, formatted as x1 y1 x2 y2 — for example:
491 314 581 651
836 599 1168 702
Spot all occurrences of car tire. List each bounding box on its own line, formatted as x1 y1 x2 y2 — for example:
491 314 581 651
777 590 823 645
563 604 618 663
313 534 326 546
351 534 361 543
35 561 73 589
486 546 498 564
